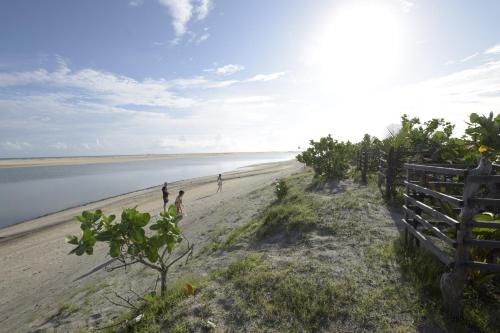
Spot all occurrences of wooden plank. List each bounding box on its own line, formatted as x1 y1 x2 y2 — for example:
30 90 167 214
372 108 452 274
467 175 500 184
471 221 500 229
458 261 500 273
405 181 463 207
403 206 456 246
426 164 469 168
465 238 500 248
400 218 453 266
428 181 465 187
403 194 459 227
404 163 466 176
469 198 500 208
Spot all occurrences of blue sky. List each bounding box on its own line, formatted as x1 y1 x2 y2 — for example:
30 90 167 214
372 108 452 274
1 0 500 157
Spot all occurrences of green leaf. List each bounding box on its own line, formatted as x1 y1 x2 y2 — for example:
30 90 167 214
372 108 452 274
65 235 79 245
131 228 145 243
136 213 150 227
95 231 113 241
168 204 177 216
85 246 94 255
110 241 121 257
75 215 87 223
474 212 495 222
150 223 160 231
145 246 159 262
82 228 96 246
74 244 85 256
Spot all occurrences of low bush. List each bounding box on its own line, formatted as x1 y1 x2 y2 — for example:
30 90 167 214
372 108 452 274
296 134 350 180
274 178 288 201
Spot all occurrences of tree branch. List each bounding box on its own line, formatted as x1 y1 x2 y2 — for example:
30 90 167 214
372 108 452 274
165 244 194 269
137 256 162 272
105 258 139 272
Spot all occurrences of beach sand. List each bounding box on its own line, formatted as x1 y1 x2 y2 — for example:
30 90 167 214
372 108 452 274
0 159 301 332
0 152 290 169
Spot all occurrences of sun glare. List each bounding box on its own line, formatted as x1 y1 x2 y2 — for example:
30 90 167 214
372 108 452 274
309 3 402 93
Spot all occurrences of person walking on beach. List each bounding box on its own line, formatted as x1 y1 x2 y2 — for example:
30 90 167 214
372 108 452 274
216 174 223 193
161 182 169 212
175 190 185 215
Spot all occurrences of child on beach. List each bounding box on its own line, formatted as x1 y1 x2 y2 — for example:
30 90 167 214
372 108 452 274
161 182 169 212
175 190 185 215
216 174 223 193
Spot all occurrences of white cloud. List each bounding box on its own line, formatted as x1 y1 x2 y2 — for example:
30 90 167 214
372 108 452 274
485 43 500 55
209 96 274 104
195 0 213 20
215 64 244 76
460 52 479 63
128 0 144 7
0 61 195 109
246 72 285 82
158 0 213 39
169 76 237 89
197 32 210 43
49 142 69 150
159 0 193 36
0 141 32 150
398 0 414 12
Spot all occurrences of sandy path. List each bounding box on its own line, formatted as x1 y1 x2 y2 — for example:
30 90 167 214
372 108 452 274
0 160 300 332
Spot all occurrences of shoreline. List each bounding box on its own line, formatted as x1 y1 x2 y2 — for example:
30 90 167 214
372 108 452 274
0 157 295 232
0 159 296 243
0 159 302 332
0 151 297 169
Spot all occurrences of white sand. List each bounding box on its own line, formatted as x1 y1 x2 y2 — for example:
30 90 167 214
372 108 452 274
0 160 301 332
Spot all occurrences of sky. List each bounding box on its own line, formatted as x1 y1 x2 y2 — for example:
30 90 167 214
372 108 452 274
1 0 500 157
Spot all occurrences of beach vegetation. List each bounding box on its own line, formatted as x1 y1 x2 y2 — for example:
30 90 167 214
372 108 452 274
274 178 288 201
66 205 193 296
296 134 350 180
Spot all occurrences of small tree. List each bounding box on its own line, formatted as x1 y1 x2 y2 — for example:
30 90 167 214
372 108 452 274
297 134 349 179
66 205 193 296
274 179 288 201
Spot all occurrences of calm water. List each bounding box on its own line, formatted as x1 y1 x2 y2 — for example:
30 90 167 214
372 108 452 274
0 152 295 228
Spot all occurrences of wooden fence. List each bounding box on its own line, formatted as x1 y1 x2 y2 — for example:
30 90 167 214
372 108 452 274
402 162 500 272
402 160 500 315
355 144 500 314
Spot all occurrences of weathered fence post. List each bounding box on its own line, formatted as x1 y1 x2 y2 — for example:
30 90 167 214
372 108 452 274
385 146 395 200
404 165 410 246
440 157 493 317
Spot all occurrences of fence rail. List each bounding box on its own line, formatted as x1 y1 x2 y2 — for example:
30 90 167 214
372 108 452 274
401 160 500 278
356 144 499 316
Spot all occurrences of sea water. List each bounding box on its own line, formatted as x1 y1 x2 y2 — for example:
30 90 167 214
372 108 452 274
0 152 295 228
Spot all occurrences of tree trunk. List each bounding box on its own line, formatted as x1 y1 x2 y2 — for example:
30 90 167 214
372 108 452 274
160 270 167 296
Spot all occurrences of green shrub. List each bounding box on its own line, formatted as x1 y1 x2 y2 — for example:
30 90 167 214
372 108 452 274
297 134 350 179
274 179 288 201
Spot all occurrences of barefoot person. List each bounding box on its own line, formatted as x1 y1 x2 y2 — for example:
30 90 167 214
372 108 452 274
216 174 223 193
175 190 185 215
161 182 169 212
